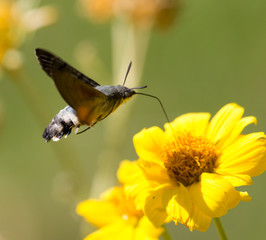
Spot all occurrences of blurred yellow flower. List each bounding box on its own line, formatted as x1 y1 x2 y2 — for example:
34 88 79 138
0 0 57 70
80 0 179 28
76 186 163 240
118 103 266 232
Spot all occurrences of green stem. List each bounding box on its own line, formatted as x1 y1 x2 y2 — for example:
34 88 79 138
162 225 172 240
214 218 228 240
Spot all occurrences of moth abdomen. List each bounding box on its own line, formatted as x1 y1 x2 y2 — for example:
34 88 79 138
43 106 81 142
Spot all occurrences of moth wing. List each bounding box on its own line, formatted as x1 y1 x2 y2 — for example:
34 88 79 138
35 48 101 87
35 48 108 125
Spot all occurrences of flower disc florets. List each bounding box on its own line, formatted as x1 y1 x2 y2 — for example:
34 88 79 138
163 133 218 186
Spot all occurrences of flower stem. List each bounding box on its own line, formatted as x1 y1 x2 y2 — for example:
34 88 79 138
214 218 228 240
162 225 172 240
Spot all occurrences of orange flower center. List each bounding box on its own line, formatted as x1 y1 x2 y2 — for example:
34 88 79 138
163 133 218 186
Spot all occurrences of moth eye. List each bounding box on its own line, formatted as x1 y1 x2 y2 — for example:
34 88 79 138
123 92 129 99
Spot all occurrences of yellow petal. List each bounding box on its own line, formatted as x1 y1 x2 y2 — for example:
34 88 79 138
206 103 244 144
133 127 166 165
240 191 252 202
117 160 140 184
217 116 257 150
100 186 138 214
76 200 119 228
220 174 253 187
144 184 177 227
165 184 212 232
138 158 170 183
215 133 266 177
166 183 192 227
84 220 134 240
100 186 123 200
164 113 211 137
134 216 164 240
190 173 242 217
186 205 212 232
117 160 151 209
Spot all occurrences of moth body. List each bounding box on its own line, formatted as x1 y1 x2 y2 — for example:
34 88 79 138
91 85 136 121
36 48 137 142
43 106 81 142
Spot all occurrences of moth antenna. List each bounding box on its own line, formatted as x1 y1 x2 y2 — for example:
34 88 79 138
77 126 91 135
122 61 132 86
131 85 147 90
135 92 170 124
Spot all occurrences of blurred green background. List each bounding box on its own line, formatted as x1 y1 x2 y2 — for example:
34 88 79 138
1 0 266 239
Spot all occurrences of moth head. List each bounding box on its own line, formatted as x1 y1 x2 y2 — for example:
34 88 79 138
121 61 145 101
122 88 136 100
123 85 148 100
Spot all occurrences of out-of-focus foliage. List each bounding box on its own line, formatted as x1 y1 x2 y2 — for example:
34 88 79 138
0 0 57 70
79 0 180 29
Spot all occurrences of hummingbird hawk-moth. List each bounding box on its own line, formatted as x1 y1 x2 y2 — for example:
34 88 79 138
35 48 146 142
36 48 169 142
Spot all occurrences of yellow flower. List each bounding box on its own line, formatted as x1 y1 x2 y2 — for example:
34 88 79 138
76 186 164 240
0 0 57 69
118 103 266 232
79 0 180 29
